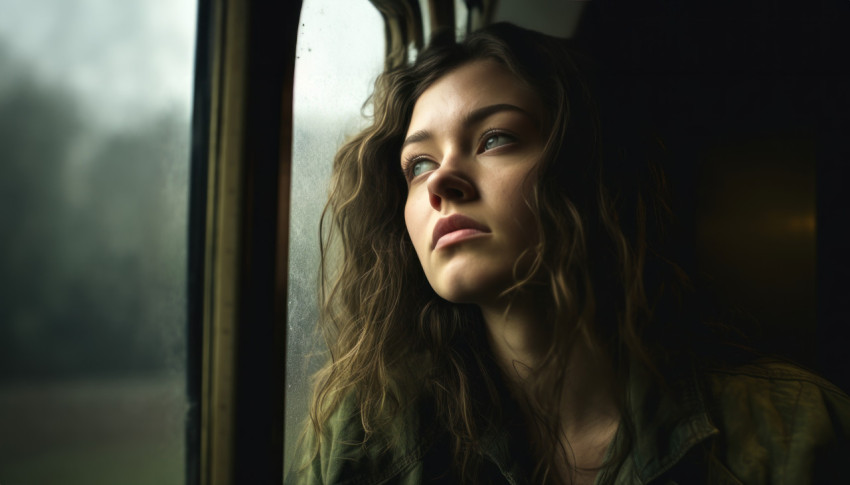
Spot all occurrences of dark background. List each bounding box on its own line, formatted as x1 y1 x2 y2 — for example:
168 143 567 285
573 0 850 390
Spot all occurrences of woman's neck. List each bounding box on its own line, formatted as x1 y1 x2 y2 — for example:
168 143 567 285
479 297 620 479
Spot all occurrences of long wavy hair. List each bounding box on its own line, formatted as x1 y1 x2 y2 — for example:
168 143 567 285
307 22 704 483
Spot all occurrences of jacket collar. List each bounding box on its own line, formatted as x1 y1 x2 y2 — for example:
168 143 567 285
602 365 719 484
478 364 719 484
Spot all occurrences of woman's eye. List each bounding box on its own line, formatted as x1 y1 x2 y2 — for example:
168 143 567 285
411 159 438 177
483 133 515 151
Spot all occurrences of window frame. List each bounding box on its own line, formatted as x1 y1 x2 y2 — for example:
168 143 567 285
187 1 302 484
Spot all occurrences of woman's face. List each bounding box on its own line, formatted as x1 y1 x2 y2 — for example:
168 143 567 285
402 60 547 307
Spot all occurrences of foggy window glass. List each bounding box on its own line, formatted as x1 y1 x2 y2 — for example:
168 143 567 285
0 1 197 484
285 0 384 470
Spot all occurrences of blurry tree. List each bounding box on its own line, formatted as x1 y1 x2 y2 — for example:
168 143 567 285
0 39 188 380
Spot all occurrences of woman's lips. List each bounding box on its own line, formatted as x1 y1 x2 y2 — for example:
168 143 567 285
432 214 490 250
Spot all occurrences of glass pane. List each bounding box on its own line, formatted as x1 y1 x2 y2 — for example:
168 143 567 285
286 0 384 472
0 1 197 484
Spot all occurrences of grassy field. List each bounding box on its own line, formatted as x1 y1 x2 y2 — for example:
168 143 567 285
0 376 185 485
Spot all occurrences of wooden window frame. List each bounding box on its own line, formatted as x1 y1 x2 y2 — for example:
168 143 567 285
187 1 303 484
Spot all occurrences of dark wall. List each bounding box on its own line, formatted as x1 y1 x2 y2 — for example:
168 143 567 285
573 0 850 390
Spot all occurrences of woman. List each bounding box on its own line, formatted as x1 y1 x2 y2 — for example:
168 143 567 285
288 23 850 484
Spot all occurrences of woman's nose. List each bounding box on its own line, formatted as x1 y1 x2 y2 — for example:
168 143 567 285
426 162 477 211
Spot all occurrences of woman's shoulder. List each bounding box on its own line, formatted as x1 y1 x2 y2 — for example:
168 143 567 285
703 359 849 394
699 359 850 483
285 392 441 485
701 359 850 424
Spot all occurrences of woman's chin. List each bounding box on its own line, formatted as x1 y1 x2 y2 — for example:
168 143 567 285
428 274 513 308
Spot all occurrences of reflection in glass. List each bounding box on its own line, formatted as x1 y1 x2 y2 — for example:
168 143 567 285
0 1 196 484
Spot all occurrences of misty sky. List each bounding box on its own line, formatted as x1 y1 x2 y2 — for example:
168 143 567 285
0 0 198 381
0 0 197 128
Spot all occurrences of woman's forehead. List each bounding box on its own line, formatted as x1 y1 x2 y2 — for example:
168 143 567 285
407 60 545 134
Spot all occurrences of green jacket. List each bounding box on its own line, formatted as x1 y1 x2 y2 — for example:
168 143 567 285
286 361 850 484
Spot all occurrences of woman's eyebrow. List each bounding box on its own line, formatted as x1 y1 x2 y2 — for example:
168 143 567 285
402 129 432 150
462 103 533 127
401 103 534 150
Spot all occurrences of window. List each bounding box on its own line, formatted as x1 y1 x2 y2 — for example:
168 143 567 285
285 0 385 471
0 1 197 484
